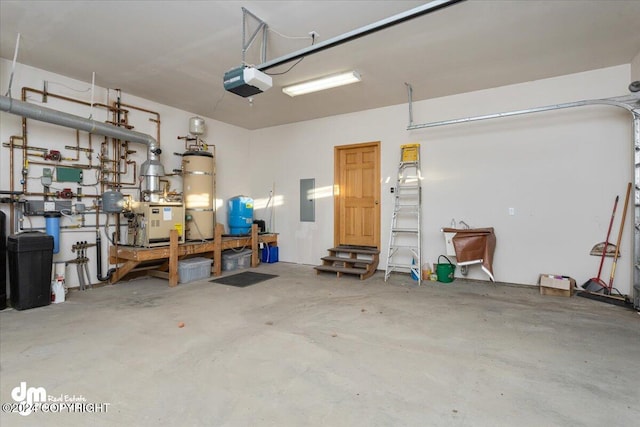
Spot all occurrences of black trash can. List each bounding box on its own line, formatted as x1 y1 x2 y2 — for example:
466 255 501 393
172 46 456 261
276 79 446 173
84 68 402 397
8 232 54 310
0 211 6 310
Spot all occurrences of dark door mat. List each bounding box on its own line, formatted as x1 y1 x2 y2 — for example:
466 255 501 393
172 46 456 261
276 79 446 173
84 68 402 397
210 272 278 287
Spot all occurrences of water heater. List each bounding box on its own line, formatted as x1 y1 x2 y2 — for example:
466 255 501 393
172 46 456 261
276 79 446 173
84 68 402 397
183 151 215 240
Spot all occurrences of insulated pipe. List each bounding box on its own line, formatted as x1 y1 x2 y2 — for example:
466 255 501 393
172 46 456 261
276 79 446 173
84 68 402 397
0 95 157 151
256 0 465 71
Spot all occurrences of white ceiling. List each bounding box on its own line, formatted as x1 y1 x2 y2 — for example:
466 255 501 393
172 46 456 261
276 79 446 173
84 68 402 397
1 0 639 130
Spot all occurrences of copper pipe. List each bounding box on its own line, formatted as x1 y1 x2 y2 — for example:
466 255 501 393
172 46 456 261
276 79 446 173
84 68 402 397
26 160 97 170
88 133 93 168
27 153 77 162
18 87 108 196
8 87 161 247
23 191 100 199
113 96 121 242
1 142 47 152
117 162 137 186
21 90 28 195
23 87 123 114
116 140 137 184
60 130 82 162
68 129 81 161
8 135 23 234
119 102 161 147
99 137 106 195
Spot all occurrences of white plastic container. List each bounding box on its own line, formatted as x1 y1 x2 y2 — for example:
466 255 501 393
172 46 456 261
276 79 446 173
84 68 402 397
178 257 212 283
52 277 65 303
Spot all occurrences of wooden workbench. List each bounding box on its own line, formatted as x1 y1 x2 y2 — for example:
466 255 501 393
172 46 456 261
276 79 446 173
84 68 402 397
109 223 278 286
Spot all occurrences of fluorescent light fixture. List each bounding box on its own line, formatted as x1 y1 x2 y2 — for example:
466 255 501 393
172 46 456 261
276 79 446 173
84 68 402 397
282 71 361 97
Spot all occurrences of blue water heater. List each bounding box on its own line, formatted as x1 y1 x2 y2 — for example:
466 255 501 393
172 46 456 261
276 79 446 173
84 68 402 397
228 196 254 235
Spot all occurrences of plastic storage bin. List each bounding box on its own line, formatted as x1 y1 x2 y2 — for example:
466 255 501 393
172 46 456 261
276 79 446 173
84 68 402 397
178 257 212 284
222 249 252 271
8 232 54 310
237 249 252 268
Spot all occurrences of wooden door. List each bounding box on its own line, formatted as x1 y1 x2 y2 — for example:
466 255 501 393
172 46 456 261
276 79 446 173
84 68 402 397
334 142 380 248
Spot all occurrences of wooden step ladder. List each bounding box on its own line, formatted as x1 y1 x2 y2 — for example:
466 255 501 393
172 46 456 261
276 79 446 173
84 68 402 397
385 143 422 285
314 246 380 280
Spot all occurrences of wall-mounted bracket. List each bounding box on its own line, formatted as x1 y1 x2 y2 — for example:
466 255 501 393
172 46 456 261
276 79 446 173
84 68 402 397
241 7 268 65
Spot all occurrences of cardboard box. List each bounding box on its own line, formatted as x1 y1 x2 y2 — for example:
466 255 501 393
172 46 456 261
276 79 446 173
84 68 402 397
539 274 575 297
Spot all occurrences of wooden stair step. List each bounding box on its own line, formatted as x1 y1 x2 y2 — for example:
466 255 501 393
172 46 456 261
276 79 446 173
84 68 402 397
321 256 376 265
315 246 380 281
314 265 367 274
314 264 377 280
328 246 380 255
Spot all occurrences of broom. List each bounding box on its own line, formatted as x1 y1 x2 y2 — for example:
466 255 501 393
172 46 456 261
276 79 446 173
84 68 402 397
605 183 632 294
582 195 618 292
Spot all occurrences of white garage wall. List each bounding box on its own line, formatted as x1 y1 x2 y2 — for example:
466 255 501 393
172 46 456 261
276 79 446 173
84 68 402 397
249 65 635 294
0 59 251 290
1 60 635 295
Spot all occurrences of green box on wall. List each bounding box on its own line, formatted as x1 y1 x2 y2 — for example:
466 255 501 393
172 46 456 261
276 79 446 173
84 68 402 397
56 167 83 183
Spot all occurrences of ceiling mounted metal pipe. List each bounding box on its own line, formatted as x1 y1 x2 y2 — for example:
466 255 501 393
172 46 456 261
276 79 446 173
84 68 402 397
256 0 465 72
405 94 640 130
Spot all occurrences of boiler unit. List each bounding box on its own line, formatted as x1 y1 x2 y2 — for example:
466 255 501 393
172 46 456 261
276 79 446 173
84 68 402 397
126 202 185 247
183 151 215 240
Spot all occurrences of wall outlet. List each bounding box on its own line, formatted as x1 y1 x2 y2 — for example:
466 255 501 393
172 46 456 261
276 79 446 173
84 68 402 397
508 207 515 216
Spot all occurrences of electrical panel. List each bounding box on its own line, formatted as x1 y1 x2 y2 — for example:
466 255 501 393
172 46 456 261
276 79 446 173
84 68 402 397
41 168 53 186
300 178 315 222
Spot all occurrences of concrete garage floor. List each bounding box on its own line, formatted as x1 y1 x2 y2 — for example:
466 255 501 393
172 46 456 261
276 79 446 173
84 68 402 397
0 262 638 427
